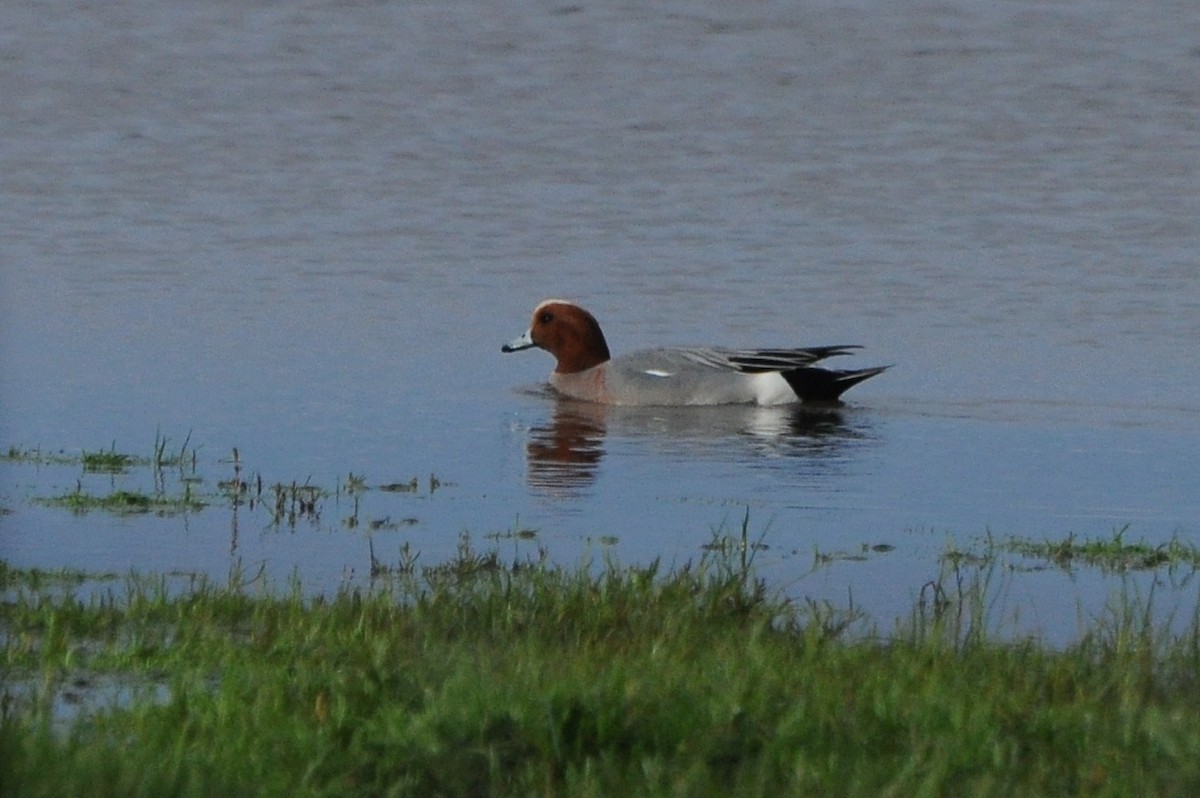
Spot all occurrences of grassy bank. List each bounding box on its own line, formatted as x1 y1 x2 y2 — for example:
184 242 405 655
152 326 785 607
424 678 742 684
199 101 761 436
3 543 1200 798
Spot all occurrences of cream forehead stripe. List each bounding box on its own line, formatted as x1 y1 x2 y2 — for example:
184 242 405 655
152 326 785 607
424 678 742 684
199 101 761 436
533 298 581 313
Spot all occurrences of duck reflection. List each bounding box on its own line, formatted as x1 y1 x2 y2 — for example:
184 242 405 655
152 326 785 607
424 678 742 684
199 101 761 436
525 400 608 493
524 397 873 493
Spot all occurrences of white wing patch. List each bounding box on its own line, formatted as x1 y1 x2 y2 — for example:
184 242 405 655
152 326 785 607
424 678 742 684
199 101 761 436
643 369 675 378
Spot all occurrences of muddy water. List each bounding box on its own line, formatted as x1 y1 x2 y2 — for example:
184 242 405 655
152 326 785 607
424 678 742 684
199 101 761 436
2 0 1198 638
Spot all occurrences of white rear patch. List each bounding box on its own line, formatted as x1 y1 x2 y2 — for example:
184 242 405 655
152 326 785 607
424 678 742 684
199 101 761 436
750 372 797 406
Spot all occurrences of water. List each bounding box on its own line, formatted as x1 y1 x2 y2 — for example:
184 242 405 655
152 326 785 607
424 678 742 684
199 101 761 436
2 0 1199 640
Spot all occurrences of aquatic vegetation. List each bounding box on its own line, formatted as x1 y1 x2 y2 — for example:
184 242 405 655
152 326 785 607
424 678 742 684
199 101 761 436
36 486 207 515
485 516 540 541
3 548 1200 797
80 445 139 473
6 439 438 530
944 527 1200 575
6 436 1200 793
1006 528 1200 573
2 446 80 466
378 477 419 493
343 472 369 494
0 561 119 590
375 473 444 495
151 429 195 470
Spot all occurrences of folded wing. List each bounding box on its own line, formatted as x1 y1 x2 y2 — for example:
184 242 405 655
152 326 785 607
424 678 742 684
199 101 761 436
672 346 863 373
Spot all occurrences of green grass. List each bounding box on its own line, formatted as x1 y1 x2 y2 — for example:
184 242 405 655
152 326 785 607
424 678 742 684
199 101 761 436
2 446 78 467
35 487 206 515
80 446 140 473
5 442 1200 794
4 434 189 472
3 542 1200 798
945 527 1200 575
1007 529 1200 573
7 436 435 526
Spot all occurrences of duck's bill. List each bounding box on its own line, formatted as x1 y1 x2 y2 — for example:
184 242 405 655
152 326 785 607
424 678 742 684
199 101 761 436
501 330 536 353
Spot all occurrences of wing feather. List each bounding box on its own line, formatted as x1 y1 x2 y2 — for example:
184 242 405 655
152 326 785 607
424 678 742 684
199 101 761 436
723 346 862 373
628 346 864 374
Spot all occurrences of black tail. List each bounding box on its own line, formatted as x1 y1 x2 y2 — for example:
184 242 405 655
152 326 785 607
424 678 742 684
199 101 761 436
781 365 889 403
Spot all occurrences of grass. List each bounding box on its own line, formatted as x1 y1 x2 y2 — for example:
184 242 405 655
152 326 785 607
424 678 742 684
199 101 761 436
80 445 139 473
6 442 1200 794
944 526 1200 575
76 431 192 473
9 434 202 513
1007 529 1200 573
10 436 438 528
36 487 207 515
3 447 76 466
4 539 1200 797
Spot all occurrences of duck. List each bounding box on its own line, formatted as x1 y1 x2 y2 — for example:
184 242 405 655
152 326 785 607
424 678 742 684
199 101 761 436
501 299 887 406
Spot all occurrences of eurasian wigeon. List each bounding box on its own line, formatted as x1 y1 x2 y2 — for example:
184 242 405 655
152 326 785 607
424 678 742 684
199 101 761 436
502 299 888 406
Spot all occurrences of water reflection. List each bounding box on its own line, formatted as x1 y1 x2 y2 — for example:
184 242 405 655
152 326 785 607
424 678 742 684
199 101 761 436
525 401 607 494
524 399 875 494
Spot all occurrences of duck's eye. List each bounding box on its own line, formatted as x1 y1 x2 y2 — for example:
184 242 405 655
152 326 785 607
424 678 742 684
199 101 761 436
538 311 554 324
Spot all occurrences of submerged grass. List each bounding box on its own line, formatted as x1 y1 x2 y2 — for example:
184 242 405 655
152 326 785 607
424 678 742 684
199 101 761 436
1007 528 1200 573
2 446 78 467
80 446 140 474
8 436 437 527
35 487 207 515
945 526 1200 575
4 541 1200 797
